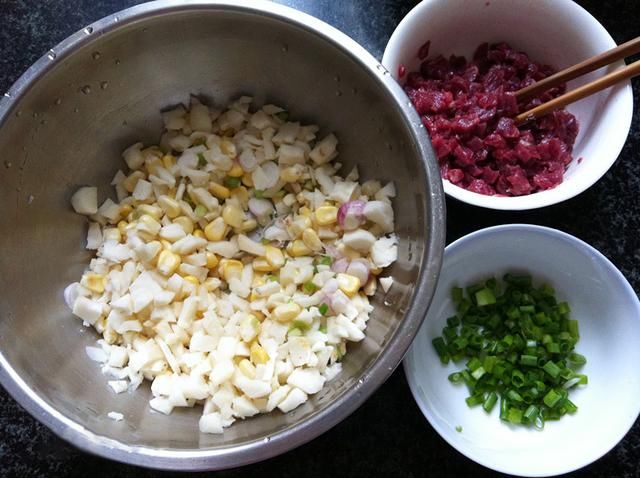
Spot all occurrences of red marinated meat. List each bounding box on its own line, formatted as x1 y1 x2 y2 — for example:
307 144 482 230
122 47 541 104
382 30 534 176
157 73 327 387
404 42 579 196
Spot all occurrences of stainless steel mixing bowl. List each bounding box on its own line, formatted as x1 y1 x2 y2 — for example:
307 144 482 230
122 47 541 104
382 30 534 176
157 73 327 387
0 0 444 470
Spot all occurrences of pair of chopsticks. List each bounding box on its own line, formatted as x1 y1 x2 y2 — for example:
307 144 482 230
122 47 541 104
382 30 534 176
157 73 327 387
514 36 640 125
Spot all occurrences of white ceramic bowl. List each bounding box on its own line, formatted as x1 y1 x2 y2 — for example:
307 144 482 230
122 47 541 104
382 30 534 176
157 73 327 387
404 224 640 476
382 0 634 210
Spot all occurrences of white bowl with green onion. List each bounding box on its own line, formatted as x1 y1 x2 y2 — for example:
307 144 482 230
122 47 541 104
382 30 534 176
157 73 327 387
404 224 640 476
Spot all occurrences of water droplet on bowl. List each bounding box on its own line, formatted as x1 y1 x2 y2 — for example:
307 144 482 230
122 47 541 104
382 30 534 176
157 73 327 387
47 50 56 60
334 75 340 82
84 26 93 35
15 111 22 117
92 51 101 60
27 195 35 205
113 16 119 22
80 85 91 95
74 107 79 113
351 87 358 94
54 98 62 105
282 44 289 52
115 59 121 65
32 112 38 118
4 92 11 98
40 119 46 125
262 437 270 443
335 90 342 97
4 160 12 169
100 81 108 90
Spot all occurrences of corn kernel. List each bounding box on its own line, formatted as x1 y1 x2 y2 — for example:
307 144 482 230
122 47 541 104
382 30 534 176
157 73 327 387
250 342 270 365
315 206 338 226
302 228 323 252
146 157 163 176
220 138 236 157
264 245 285 269
162 154 176 169
117 220 128 235
241 172 254 187
280 165 303 183
183 275 199 286
240 219 258 233
230 186 249 208
206 252 219 269
160 239 172 250
81 272 106 294
103 326 118 345
228 163 244 178
219 259 243 282
252 258 275 272
238 358 256 379
298 206 312 218
119 204 133 217
103 227 121 243
193 229 205 239
158 195 181 219
287 215 311 239
254 311 266 321
137 204 163 220
370 266 382 276
222 203 244 228
364 277 377 296
157 250 181 276
204 217 227 241
209 182 230 200
287 239 312 257
173 216 194 235
272 303 301 323
123 171 145 193
337 273 361 297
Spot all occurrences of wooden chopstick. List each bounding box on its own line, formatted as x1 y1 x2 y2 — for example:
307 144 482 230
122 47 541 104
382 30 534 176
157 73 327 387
515 36 640 102
515 59 640 126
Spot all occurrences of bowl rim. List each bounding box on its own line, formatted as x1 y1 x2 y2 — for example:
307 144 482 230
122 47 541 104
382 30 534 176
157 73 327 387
381 0 634 211
0 0 446 471
403 223 640 476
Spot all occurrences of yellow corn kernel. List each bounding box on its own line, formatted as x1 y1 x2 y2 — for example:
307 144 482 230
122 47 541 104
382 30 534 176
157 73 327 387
158 195 181 219
157 250 181 276
123 171 145 193
206 252 219 269
81 273 106 294
219 259 243 282
146 157 163 176
302 228 323 252
230 186 249 207
204 277 221 291
240 219 258 233
222 203 244 228
252 258 275 272
193 229 205 239
364 277 377 296
315 206 338 226
264 245 285 269
337 243 361 260
209 182 230 200
117 220 128 235
337 273 361 297
137 204 163 220
254 311 266 321
103 227 121 243
220 138 237 157
162 154 176 169
287 239 312 257
238 359 256 379
160 239 172 250
119 204 133 217
228 163 244 178
183 275 199 286
287 215 311 238
280 165 303 183
204 216 227 241
298 206 312 218
272 303 301 323
370 266 382 276
173 216 194 235
241 172 254 187
250 342 270 365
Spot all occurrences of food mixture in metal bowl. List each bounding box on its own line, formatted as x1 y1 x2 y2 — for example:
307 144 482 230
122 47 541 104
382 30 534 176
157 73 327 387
65 96 398 433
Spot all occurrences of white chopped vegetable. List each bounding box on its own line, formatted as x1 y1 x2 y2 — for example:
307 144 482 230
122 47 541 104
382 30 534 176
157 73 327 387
107 411 124 422
66 97 399 435
71 186 98 215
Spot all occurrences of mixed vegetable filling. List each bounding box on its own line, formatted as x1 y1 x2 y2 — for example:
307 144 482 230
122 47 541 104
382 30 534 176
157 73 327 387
66 96 397 433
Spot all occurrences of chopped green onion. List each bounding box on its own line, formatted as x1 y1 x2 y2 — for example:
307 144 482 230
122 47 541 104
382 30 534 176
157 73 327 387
224 176 241 189
455 425 463 433
197 152 207 168
520 354 538 367
275 111 289 121
507 408 523 424
542 361 561 378
475 288 496 306
483 392 498 412
568 352 587 366
465 394 484 407
254 189 264 199
318 303 329 316
543 389 563 408
194 204 207 217
303 281 318 293
318 255 333 266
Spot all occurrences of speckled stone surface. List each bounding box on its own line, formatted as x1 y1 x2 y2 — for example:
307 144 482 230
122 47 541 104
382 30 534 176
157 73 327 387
0 0 638 477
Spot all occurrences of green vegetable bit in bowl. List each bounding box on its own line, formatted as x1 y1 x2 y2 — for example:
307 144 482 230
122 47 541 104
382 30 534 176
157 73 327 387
432 274 587 429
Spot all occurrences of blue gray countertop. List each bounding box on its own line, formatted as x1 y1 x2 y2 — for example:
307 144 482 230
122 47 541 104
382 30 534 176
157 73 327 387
0 0 638 476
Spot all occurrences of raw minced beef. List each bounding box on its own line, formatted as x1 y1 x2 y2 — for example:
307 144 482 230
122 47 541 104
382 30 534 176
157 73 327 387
405 42 579 196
